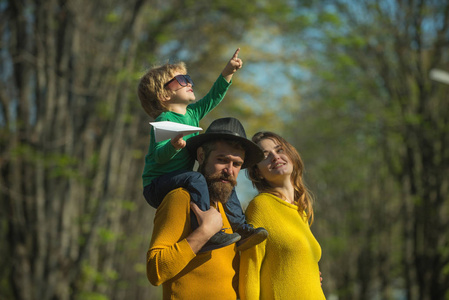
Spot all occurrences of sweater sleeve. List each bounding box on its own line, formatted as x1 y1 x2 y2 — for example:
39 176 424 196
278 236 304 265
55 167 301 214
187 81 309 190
146 189 196 286
239 239 266 300
239 199 267 300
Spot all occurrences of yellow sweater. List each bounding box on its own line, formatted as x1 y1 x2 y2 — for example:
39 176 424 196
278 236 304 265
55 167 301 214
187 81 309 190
239 193 326 300
147 188 239 300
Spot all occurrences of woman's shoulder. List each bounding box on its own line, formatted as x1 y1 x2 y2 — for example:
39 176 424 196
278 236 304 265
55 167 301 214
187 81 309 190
245 193 278 225
253 192 281 202
247 193 276 211
251 192 275 201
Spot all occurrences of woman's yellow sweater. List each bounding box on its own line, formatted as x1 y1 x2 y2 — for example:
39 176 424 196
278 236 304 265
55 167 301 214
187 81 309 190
147 188 239 300
239 193 326 300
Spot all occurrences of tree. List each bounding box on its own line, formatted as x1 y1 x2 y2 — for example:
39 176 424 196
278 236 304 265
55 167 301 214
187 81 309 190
0 0 156 298
0 0 299 299
286 1 449 299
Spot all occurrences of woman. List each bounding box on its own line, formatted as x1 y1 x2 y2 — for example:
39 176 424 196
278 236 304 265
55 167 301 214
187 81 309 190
239 131 325 300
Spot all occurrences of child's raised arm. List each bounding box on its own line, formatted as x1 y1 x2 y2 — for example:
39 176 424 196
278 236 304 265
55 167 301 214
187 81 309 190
221 48 243 83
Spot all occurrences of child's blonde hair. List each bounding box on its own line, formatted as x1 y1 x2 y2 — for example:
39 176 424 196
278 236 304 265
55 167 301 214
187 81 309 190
138 62 187 119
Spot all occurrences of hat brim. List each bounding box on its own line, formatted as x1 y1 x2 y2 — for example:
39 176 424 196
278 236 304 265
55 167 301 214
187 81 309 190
187 133 264 169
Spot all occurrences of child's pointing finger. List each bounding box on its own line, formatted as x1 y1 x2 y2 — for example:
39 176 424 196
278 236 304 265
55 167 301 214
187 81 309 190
232 48 240 60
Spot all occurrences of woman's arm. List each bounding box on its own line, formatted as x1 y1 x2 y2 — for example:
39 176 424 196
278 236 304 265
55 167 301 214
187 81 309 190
239 199 267 300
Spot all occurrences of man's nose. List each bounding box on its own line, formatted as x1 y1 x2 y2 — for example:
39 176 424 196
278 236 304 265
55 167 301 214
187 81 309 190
223 164 234 175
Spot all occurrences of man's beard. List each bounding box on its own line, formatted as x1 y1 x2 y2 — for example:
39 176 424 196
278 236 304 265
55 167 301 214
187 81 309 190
204 172 237 204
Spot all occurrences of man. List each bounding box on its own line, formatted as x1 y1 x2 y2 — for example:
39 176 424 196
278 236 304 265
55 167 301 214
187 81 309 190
146 117 267 299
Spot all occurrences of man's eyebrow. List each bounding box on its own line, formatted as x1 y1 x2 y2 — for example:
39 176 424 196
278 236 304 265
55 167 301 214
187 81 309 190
216 153 244 162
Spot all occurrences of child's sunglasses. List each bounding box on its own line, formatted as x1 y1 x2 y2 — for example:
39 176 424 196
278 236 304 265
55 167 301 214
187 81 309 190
164 74 194 88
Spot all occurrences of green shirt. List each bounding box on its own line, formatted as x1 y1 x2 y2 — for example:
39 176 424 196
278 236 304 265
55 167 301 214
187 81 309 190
142 75 231 187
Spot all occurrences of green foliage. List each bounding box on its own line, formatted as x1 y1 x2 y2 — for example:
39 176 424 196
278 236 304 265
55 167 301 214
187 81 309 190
105 11 120 24
76 292 109 300
121 200 137 212
96 101 115 120
10 144 84 180
80 262 119 290
133 263 146 274
97 227 117 244
318 11 342 26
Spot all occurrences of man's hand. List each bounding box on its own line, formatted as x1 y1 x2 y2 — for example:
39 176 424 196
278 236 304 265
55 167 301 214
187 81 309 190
186 202 224 253
221 48 243 82
170 133 186 150
190 202 223 236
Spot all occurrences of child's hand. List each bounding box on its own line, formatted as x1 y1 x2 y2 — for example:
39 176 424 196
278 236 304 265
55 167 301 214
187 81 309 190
171 133 186 150
221 48 243 82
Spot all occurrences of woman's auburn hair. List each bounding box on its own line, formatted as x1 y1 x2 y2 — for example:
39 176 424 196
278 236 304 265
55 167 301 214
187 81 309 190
247 131 314 225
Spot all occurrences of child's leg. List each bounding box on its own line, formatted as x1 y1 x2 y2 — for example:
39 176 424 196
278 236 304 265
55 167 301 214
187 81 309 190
143 170 210 210
143 182 161 208
143 170 210 230
222 188 246 230
223 188 269 252
168 171 210 230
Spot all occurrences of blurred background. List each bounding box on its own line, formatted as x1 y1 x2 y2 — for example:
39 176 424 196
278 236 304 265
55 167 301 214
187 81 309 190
1 0 448 299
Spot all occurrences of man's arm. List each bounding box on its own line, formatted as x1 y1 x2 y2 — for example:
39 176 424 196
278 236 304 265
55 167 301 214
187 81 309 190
185 201 223 253
146 189 222 286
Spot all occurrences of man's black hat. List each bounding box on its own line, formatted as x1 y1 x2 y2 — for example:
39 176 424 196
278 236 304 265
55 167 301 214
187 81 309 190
186 117 264 169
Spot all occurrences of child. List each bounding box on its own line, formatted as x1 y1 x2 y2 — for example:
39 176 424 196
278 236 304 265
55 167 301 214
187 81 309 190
138 49 268 252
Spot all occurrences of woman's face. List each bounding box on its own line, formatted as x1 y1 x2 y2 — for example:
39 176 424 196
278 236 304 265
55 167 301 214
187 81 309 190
256 138 293 183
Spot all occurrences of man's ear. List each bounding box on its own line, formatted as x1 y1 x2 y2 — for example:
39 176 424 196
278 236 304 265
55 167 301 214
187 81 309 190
197 147 205 165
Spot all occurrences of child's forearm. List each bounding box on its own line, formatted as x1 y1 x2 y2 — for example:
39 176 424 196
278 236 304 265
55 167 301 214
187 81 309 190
222 73 234 83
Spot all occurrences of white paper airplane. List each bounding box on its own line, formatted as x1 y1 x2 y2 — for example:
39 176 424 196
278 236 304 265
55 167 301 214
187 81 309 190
150 121 203 142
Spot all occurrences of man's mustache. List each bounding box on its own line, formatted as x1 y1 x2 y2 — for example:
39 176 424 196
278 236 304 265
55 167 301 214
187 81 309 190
206 173 237 187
